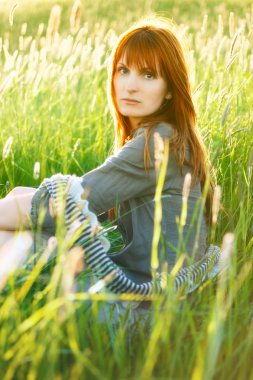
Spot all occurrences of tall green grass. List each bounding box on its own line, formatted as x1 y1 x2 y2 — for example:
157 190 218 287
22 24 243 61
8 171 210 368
0 1 252 379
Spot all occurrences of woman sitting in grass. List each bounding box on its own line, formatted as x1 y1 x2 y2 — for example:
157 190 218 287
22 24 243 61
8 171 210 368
0 17 221 301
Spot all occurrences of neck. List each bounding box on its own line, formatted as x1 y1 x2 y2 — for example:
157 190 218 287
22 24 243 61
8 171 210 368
129 117 142 130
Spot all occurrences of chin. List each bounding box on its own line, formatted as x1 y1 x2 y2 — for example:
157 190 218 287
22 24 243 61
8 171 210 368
118 109 142 117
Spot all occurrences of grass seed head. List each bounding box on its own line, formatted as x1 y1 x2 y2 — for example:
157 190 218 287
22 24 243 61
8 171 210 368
220 232 234 271
19 35 24 51
47 236 58 252
229 12 235 37
2 136 13 159
33 161 40 180
46 5 62 46
9 2 19 28
49 197 57 219
212 185 221 224
61 247 84 294
21 22 27 36
70 0 81 34
37 23 44 37
201 14 208 35
88 271 117 294
248 149 253 182
182 173 192 201
71 138 81 158
217 14 224 38
154 131 165 174
81 187 90 200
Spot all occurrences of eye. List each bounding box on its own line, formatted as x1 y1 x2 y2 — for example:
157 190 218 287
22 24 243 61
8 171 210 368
117 66 128 75
144 72 154 79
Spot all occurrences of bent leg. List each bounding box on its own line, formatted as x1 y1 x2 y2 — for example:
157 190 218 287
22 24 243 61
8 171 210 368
0 187 36 231
6 186 36 198
0 231 33 290
0 229 33 250
0 231 16 247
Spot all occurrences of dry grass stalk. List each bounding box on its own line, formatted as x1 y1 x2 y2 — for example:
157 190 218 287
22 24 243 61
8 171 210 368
1 67 11 88
70 0 81 34
90 94 97 112
35 236 58 268
230 32 239 57
3 33 9 52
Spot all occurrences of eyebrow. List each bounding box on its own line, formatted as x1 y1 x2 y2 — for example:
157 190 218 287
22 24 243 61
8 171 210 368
116 62 154 70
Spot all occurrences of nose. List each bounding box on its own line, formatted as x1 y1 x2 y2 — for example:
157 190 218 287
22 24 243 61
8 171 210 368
125 73 138 93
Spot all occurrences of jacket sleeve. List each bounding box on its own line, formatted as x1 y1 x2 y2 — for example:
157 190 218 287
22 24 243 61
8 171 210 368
39 172 220 295
81 124 174 214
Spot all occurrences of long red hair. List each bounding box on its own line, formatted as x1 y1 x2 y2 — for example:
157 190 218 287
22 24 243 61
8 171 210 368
107 17 213 223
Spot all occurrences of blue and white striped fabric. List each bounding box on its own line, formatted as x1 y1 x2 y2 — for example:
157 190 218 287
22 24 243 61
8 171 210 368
39 174 221 295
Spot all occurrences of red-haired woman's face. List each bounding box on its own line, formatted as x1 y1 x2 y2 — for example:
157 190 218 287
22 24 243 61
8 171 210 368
113 56 170 130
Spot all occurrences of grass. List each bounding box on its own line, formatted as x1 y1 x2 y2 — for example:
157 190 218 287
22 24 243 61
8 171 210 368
0 1 253 379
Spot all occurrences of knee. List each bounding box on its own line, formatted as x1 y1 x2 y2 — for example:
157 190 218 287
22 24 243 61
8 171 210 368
7 187 36 198
7 187 26 197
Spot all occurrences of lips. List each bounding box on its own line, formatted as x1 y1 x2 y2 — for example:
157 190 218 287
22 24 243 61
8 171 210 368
121 98 141 104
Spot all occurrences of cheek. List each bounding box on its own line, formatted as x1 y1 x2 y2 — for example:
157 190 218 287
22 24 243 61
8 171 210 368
113 75 119 94
112 77 122 109
149 85 167 103
158 80 168 95
113 74 123 95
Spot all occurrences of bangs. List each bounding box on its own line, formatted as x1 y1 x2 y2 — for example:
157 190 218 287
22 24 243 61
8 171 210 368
115 30 164 77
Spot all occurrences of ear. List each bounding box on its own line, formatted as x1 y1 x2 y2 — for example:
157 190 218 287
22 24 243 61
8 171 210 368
165 93 172 100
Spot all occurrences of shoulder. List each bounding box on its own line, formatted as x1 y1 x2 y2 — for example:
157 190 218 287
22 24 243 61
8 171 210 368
150 122 174 139
118 122 174 157
132 122 174 140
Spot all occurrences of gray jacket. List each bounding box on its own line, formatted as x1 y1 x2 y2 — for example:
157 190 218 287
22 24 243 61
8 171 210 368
81 123 207 283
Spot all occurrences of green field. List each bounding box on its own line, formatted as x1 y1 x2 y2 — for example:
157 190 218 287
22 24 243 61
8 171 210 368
0 1 253 379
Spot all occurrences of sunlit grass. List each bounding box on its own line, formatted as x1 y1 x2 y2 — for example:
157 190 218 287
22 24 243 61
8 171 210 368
0 1 252 379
